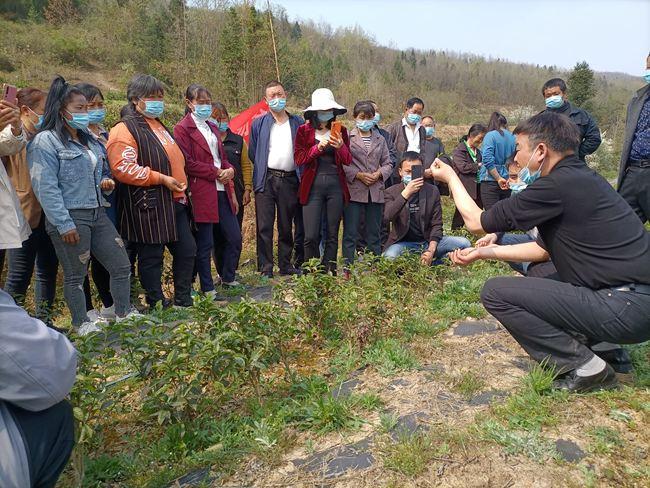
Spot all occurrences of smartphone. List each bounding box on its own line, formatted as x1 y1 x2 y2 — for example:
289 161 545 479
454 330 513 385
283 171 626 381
330 120 342 140
2 84 17 105
411 164 423 180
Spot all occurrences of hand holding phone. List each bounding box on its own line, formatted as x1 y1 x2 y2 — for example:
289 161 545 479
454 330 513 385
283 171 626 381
411 164 423 180
2 84 17 105
330 120 342 140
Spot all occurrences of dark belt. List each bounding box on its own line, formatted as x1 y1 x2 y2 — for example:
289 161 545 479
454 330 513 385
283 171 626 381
267 168 296 178
628 159 650 168
613 283 650 295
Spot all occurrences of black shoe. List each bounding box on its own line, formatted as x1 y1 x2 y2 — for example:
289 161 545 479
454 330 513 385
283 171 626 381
553 364 618 393
260 270 274 279
593 348 634 374
279 267 302 276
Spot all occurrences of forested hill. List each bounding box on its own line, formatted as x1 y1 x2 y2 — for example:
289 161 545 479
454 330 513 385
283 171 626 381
0 0 642 128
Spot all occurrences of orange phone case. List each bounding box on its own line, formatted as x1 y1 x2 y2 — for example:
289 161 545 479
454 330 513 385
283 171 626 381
330 121 342 140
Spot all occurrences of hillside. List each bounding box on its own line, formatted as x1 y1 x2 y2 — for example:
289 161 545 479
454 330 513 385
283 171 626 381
1 1 642 122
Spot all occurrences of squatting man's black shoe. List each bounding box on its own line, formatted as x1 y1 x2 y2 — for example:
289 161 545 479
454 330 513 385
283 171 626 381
553 364 619 393
593 348 634 374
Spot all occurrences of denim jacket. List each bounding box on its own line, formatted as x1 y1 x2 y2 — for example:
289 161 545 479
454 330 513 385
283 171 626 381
27 129 111 234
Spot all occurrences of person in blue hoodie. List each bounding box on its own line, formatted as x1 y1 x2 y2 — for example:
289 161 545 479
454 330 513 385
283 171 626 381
479 112 516 209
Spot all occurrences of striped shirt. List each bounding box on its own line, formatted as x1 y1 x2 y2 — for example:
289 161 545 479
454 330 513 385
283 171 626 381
362 136 371 152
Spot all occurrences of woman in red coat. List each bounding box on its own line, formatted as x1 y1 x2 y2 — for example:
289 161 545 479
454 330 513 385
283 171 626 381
294 88 352 274
173 84 241 294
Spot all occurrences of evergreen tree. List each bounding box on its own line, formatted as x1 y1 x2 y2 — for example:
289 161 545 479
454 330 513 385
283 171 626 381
568 61 596 108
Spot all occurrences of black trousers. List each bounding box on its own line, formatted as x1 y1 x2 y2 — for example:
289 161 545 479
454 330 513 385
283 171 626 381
255 172 299 274
343 201 382 266
302 173 343 273
480 181 511 210
481 276 650 373
293 205 305 268
7 400 75 488
619 166 650 224
134 202 197 307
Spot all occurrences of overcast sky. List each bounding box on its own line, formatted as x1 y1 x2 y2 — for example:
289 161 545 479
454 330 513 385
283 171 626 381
271 0 650 76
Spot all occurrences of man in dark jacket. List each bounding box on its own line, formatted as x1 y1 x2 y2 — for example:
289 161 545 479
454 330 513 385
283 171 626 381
385 97 427 184
382 151 470 264
541 78 601 161
617 52 650 224
249 81 304 277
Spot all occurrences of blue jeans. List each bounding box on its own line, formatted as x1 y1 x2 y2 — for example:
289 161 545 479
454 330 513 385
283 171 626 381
383 235 471 263
496 233 535 274
5 215 59 324
46 207 131 326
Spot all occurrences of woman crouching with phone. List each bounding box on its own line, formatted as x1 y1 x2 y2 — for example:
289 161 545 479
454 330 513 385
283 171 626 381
294 88 351 274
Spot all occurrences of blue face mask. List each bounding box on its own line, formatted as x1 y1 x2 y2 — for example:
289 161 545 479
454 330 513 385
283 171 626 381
356 119 374 132
402 174 412 185
644 69 650 84
268 97 286 112
34 115 44 130
373 113 381 126
65 110 90 130
193 104 212 121
218 121 229 132
317 111 334 122
425 126 435 137
141 100 164 118
87 108 106 124
545 95 564 109
509 181 528 194
518 149 544 185
406 113 421 125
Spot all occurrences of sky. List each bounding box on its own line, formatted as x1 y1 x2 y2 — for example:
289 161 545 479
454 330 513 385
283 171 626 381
271 0 650 76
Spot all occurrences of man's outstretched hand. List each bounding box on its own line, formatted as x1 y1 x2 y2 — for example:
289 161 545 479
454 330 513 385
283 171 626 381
428 158 456 183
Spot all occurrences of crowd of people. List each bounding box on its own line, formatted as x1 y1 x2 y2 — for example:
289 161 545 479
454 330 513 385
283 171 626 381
0 52 649 487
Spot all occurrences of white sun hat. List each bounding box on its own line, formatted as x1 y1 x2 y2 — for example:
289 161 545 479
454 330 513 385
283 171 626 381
303 88 347 117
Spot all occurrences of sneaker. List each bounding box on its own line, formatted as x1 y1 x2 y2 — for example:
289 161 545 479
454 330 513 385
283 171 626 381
115 309 145 323
222 280 241 288
86 309 101 322
279 267 302 276
100 304 116 320
78 320 104 336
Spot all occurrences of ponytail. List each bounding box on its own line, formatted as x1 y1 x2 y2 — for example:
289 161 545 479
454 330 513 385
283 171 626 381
41 75 87 145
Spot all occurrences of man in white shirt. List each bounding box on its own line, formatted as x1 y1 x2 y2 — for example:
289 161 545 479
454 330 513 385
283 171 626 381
249 81 305 277
385 97 427 185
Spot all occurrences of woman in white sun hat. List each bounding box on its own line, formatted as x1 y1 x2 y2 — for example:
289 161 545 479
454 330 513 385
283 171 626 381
294 88 352 274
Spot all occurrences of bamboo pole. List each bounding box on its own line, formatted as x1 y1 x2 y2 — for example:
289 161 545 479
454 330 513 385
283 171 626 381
266 0 281 82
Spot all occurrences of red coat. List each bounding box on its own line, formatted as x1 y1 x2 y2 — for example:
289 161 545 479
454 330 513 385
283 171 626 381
294 122 352 205
174 113 237 223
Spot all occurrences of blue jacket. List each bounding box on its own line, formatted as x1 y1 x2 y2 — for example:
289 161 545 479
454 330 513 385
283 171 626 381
27 130 112 234
248 112 304 193
479 129 515 182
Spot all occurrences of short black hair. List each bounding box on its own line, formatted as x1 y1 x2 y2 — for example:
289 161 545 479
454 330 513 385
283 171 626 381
513 112 580 154
461 123 487 142
398 150 423 169
541 78 567 95
422 115 435 124
406 97 424 109
264 80 284 92
126 74 165 103
505 155 518 169
353 101 375 118
74 82 104 103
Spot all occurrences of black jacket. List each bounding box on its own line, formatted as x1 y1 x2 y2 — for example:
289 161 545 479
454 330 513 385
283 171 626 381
544 102 601 161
